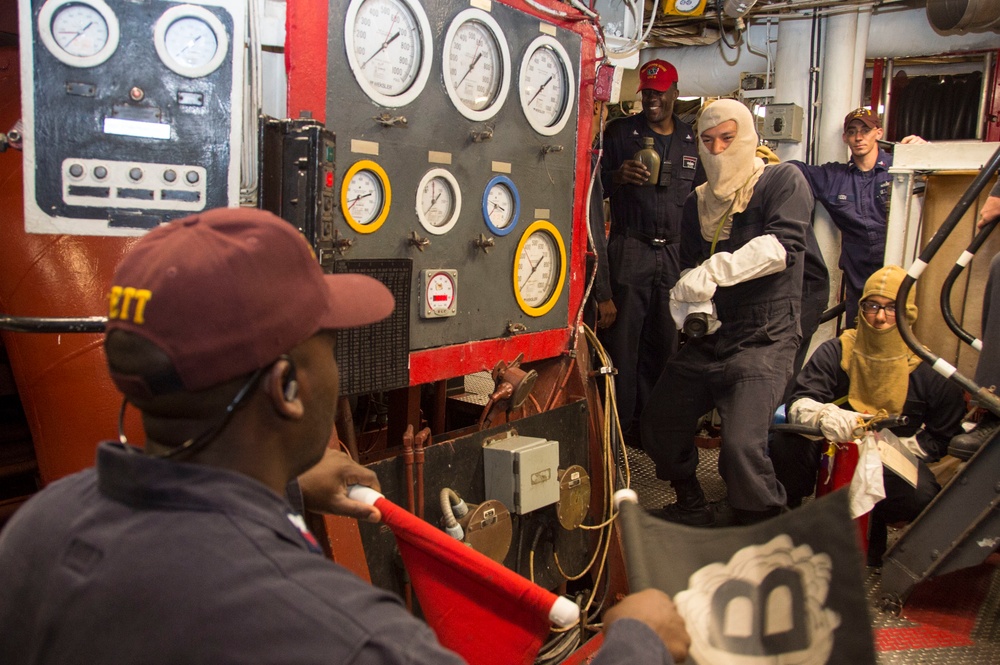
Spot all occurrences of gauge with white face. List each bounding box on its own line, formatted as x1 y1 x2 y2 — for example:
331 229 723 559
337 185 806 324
518 35 575 136
154 5 229 78
514 220 566 316
416 168 461 235
482 175 519 236
342 160 391 233
38 0 120 67
345 0 433 107
442 9 511 121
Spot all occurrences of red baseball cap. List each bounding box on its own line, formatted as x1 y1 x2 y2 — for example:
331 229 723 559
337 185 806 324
637 59 679 93
844 107 882 131
105 208 394 393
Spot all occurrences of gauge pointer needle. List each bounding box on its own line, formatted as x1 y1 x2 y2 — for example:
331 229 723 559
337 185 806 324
424 190 443 215
178 35 204 57
519 254 544 289
61 21 94 48
457 52 483 85
363 30 401 68
348 192 372 209
527 76 553 106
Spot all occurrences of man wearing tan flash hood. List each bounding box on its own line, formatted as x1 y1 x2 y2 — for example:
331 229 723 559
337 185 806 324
777 265 964 565
640 99 812 526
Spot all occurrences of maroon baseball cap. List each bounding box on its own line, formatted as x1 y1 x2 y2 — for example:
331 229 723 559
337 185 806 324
844 107 882 131
105 208 394 393
637 59 678 93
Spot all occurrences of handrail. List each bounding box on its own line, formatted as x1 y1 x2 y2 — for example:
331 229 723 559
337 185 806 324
939 217 999 349
895 145 1000 419
0 315 107 333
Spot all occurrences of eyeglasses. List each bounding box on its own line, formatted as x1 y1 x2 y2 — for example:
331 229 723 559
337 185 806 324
860 301 896 316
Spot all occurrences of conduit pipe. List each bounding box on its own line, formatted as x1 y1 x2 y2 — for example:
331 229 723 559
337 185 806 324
772 17 813 162
649 7 1000 100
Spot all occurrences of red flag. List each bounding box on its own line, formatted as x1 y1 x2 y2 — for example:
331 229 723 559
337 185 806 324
374 496 578 665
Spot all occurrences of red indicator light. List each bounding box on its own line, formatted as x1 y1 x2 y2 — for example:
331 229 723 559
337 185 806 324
325 172 334 188
432 295 448 302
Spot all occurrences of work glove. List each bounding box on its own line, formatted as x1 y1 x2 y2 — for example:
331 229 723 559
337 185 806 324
789 398 865 442
670 235 787 303
669 298 721 334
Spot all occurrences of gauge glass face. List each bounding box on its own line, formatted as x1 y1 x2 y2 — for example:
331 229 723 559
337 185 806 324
521 46 567 128
447 20 502 112
518 231 559 308
350 0 423 97
163 17 219 69
51 3 109 57
345 170 385 225
426 272 456 313
675 0 702 11
420 176 455 228
486 183 514 229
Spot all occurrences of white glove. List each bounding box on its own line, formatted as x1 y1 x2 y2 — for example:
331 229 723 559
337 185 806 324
671 266 716 303
669 298 721 334
789 398 864 442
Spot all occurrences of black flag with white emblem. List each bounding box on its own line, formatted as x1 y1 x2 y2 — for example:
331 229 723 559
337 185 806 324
617 489 876 664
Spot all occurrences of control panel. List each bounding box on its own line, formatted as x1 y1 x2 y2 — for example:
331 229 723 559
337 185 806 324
19 0 245 235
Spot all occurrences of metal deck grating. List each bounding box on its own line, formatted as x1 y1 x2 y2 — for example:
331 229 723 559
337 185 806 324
622 443 1000 663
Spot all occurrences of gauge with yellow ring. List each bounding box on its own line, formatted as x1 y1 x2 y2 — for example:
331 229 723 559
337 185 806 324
341 160 391 233
513 220 566 317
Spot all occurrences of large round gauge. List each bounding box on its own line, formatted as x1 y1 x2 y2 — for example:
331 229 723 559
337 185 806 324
416 168 462 235
342 160 391 233
154 5 229 78
38 0 120 68
518 36 575 136
482 175 519 236
513 220 566 316
345 0 433 108
442 9 511 121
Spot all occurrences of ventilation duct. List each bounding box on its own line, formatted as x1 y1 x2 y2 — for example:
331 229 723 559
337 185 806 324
926 0 1000 32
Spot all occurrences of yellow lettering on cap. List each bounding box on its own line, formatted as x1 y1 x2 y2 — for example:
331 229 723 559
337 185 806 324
108 286 123 319
131 289 152 324
107 285 152 324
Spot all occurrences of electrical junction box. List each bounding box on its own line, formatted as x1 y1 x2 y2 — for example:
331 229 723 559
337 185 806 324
760 104 804 142
483 435 559 514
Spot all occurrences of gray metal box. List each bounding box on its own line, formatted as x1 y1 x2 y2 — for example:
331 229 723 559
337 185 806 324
483 435 560 514
760 103 804 142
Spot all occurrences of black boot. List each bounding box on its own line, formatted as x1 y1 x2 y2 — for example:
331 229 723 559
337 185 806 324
654 477 714 527
948 412 1000 461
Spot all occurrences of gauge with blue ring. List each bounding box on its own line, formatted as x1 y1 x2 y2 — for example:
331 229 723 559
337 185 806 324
482 175 520 236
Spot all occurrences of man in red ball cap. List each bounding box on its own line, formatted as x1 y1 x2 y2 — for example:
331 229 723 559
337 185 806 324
596 59 703 451
0 208 691 665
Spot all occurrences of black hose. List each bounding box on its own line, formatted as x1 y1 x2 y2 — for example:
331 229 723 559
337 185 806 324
895 145 1000 418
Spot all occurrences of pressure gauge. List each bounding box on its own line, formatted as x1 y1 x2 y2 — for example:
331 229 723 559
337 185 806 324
665 0 708 16
513 220 566 316
342 160 391 233
482 175 519 236
442 9 511 121
345 0 433 107
518 36 575 136
154 5 229 78
421 269 458 318
416 169 462 235
38 0 120 68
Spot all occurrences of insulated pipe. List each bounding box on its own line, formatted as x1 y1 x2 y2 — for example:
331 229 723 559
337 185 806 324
773 17 813 163
818 10 862 164
439 488 469 541
658 7 999 100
